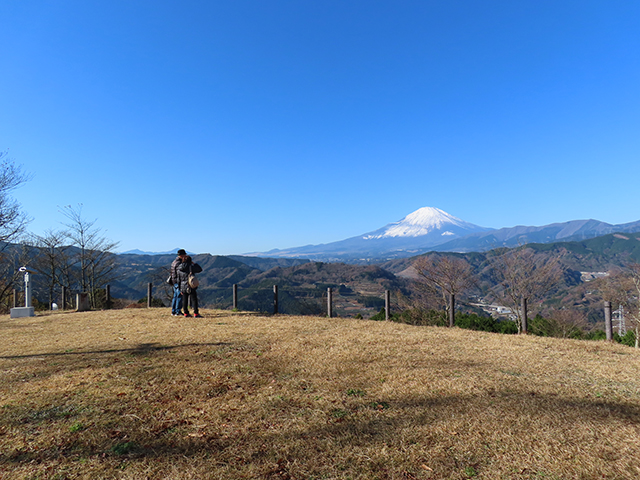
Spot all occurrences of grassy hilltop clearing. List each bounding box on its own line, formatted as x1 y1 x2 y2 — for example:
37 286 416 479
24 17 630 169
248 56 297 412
1 309 640 479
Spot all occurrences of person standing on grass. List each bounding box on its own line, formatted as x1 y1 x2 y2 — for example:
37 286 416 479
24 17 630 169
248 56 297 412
178 255 203 318
170 249 187 316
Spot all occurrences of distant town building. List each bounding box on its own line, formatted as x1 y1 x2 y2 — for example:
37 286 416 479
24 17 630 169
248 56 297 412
580 271 609 282
470 303 514 319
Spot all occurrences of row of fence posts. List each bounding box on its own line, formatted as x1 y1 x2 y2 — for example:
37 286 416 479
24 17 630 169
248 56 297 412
233 285 392 318
139 283 393 318
139 289 617 341
13 285 105 312
14 282 619 341
16 282 388 320
518 297 615 341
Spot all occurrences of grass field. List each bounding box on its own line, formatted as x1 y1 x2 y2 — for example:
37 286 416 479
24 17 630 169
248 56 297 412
1 308 639 479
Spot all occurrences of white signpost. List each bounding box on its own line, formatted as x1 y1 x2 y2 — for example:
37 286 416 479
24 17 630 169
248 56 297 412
10 267 36 318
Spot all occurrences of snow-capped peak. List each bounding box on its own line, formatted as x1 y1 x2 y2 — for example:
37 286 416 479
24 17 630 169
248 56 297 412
364 207 475 239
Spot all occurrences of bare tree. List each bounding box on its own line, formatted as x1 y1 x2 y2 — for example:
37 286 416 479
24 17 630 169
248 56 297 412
412 254 476 327
490 247 562 334
28 229 73 308
0 151 31 244
597 269 629 307
549 309 588 339
0 243 31 312
0 152 32 311
60 204 119 308
60 204 95 293
86 241 119 307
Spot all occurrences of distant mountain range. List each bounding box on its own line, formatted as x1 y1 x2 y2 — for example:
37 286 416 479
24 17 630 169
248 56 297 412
433 218 640 253
110 231 640 319
251 207 640 262
118 207 640 263
7 229 640 319
119 248 195 256
253 207 490 262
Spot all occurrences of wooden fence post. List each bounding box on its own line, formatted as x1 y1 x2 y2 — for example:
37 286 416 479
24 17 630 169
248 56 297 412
273 285 278 314
233 284 238 310
521 297 528 334
449 294 455 328
385 290 390 321
61 286 66 310
105 285 111 310
77 293 90 312
327 288 333 318
604 301 613 342
147 283 152 308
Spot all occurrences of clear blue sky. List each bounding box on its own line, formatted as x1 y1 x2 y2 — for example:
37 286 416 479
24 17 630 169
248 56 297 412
2 1 639 255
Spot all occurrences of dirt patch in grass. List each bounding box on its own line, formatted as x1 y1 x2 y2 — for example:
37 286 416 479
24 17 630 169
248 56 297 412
1 309 639 479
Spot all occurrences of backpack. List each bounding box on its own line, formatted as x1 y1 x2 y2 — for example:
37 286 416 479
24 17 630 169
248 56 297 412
188 273 199 289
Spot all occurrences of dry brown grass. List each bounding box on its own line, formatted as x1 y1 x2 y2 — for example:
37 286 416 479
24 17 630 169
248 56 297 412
1 309 639 479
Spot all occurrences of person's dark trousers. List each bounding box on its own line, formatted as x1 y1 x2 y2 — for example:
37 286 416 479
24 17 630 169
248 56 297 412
171 284 182 315
182 290 199 315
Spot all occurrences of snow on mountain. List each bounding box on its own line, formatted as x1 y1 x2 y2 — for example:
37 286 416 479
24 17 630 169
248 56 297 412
253 207 491 261
364 207 480 239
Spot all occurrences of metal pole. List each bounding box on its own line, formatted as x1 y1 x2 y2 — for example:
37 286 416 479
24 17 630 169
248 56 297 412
521 297 528 334
449 293 455 327
327 288 333 318
13 289 17 309
233 284 238 310
61 286 66 310
604 301 613 342
147 283 152 308
273 285 278 314
385 290 390 321
24 272 31 308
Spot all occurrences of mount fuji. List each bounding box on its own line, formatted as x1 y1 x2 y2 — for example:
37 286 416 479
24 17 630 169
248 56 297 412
362 207 487 240
255 207 492 262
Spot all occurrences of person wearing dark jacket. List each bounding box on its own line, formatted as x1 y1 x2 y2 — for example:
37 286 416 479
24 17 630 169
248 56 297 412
178 255 203 317
170 249 187 316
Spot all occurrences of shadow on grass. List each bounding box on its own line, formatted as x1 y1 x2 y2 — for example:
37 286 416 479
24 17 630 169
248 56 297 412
2 390 640 473
0 341 238 394
0 342 233 360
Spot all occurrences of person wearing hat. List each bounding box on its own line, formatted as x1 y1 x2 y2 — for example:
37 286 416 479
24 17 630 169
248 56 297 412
170 249 187 316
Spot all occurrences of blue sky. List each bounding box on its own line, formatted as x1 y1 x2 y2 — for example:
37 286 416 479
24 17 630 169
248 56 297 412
1 1 639 255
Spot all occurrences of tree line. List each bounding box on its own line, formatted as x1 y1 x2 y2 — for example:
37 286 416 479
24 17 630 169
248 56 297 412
408 247 639 348
0 152 118 312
